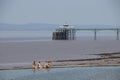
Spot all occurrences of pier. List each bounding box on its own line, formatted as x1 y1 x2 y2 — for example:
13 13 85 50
52 24 120 40
52 24 76 40
76 28 120 40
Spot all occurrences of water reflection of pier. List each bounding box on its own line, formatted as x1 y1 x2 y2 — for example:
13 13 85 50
52 24 120 40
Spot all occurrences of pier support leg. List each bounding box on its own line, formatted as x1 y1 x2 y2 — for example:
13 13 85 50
117 29 119 40
94 29 97 40
73 29 76 40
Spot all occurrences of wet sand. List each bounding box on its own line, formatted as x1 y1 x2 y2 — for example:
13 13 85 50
0 52 120 70
0 39 120 69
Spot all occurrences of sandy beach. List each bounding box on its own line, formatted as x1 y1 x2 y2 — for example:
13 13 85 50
0 39 120 69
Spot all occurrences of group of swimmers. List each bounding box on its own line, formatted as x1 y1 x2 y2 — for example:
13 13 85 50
32 60 51 70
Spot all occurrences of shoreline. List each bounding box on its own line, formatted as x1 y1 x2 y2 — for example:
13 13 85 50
1 65 120 70
0 39 120 70
0 52 120 70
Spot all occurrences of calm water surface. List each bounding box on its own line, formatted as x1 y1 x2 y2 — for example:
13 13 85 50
0 66 120 80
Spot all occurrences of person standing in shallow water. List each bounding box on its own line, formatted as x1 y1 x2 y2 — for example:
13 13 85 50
37 61 42 70
44 60 51 68
32 61 36 69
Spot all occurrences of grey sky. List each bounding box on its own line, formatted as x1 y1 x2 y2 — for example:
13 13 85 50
0 0 120 25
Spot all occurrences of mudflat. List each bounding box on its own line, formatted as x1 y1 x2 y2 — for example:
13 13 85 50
0 40 120 64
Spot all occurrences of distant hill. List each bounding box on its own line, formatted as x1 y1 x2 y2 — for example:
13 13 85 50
0 23 58 31
0 23 119 31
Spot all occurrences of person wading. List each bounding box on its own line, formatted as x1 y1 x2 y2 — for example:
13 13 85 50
44 60 51 68
37 61 42 70
32 61 36 69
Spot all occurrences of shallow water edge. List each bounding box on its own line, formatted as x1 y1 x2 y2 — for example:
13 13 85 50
0 52 120 70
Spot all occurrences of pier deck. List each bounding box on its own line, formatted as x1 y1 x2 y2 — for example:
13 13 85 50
75 28 120 40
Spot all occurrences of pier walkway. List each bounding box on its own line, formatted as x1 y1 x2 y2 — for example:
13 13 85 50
75 28 120 40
